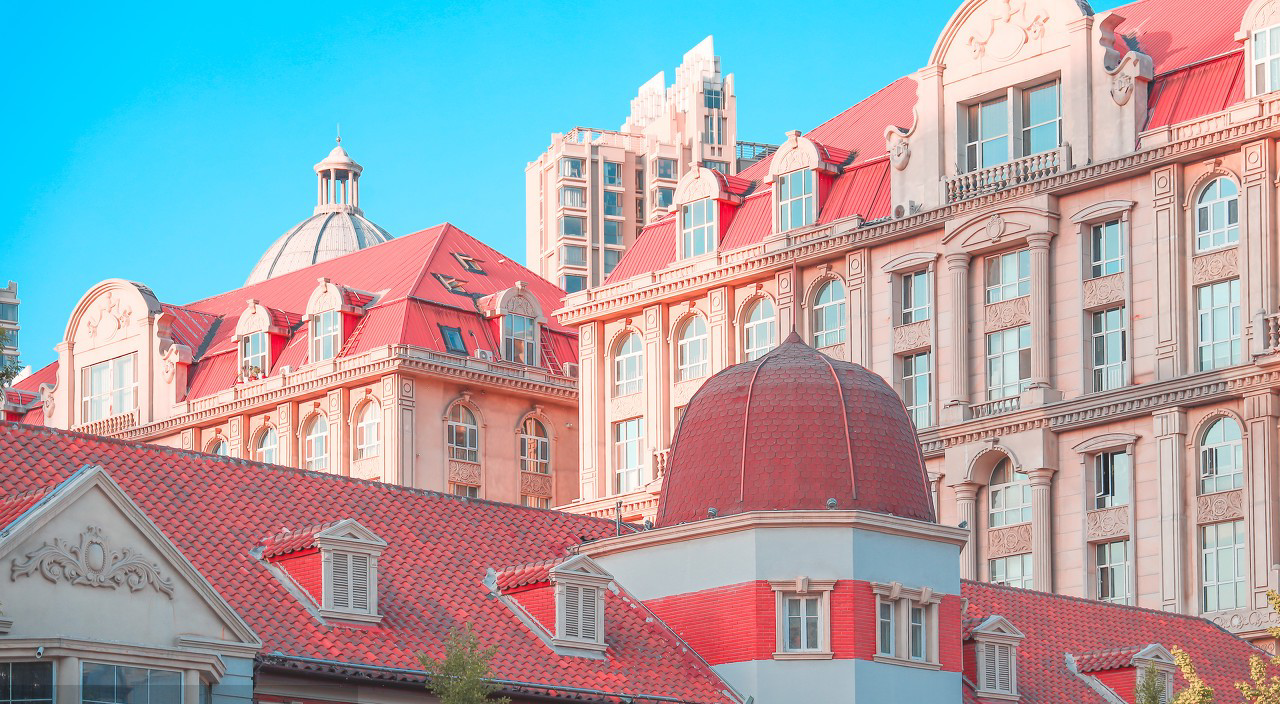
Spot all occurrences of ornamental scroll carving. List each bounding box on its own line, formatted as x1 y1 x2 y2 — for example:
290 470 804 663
84 292 134 343
1213 606 1280 633
1197 489 1244 523
1083 273 1125 310
11 526 175 599
1085 506 1129 541
893 321 932 353
611 393 643 420
448 460 482 486
520 472 552 498
1110 71 1135 106
984 296 1031 333
966 0 1050 62
885 127 911 171
987 523 1032 558
1192 249 1239 285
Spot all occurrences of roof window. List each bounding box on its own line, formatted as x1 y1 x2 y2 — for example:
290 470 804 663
550 555 611 652
453 253 486 274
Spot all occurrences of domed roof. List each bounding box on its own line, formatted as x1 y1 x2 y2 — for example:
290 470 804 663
655 331 935 527
245 210 393 285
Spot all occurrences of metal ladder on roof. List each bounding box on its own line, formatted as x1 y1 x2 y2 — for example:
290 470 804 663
538 334 563 375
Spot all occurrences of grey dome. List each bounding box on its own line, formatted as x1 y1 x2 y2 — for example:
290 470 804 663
245 210 393 285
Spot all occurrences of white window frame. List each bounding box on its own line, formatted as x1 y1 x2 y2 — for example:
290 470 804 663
901 351 933 429
1095 539 1131 605
240 331 269 377
354 401 381 460
989 460 1032 528
1199 417 1244 495
519 417 550 475
811 280 846 348
681 197 717 258
447 404 480 463
303 414 329 471
1093 450 1131 509
1089 219 1126 278
559 215 585 238
559 157 584 179
1200 520 1246 612
256 426 278 464
503 314 538 366
962 79 1060 173
604 190 624 217
743 298 777 361
613 333 643 396
776 169 815 232
82 662 182 704
603 161 623 187
1252 25 1280 95
770 578 835 660
613 417 644 493
988 553 1034 589
551 566 610 652
870 581 941 668
984 249 1031 304
900 270 931 324
977 640 1018 696
561 244 586 268
315 521 386 623
1090 306 1127 392
676 315 709 381
986 325 1031 400
654 157 678 180
559 186 586 209
81 353 138 422
1194 178 1240 253
311 310 341 363
1196 278 1241 371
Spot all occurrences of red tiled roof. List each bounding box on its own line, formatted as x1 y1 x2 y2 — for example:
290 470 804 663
603 214 678 283
11 364 56 393
260 522 337 558
1110 0 1247 75
494 557 564 591
0 485 52 530
0 422 734 703
657 333 934 527
1073 645 1145 673
818 157 893 224
960 580 1265 703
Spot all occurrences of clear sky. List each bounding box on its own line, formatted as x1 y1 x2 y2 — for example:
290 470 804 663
2 0 1123 373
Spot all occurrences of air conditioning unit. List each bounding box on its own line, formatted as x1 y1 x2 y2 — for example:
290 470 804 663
561 363 579 378
474 349 494 362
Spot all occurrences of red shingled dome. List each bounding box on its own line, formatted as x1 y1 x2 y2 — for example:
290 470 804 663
656 332 935 527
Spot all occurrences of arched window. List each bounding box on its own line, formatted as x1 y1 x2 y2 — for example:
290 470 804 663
354 402 381 460
676 316 708 381
303 415 329 472
207 438 229 456
1195 178 1239 252
812 280 846 348
743 298 777 361
447 405 480 462
989 459 1031 527
614 333 644 396
519 417 550 474
256 426 278 464
1200 417 1244 494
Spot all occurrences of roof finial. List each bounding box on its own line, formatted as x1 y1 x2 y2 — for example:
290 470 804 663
336 123 341 144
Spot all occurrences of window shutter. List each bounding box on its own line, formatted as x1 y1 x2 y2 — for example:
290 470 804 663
331 552 351 609
1159 672 1172 704
982 643 998 689
579 586 599 641
350 554 371 612
995 643 1014 693
563 584 582 638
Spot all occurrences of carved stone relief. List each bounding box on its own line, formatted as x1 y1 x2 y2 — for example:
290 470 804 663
520 472 553 498
503 294 535 318
610 393 644 420
893 321 932 353
1212 606 1280 633
11 526 175 598
966 0 1050 62
1192 248 1240 285
1110 71 1135 106
987 523 1033 558
886 127 911 171
1085 506 1130 541
448 460 482 486
984 296 1032 332
1083 273 1126 310
1197 489 1244 523
83 292 135 343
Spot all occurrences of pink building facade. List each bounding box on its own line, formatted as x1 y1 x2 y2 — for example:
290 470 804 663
559 0 1280 641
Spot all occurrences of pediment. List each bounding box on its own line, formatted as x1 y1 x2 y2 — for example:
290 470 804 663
971 614 1026 640
315 518 387 549
551 554 613 581
943 200 1059 252
66 279 162 348
0 466 259 651
1133 644 1175 665
930 0 1091 69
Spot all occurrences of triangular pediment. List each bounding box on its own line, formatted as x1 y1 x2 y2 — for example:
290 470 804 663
971 614 1026 640
551 554 613 580
315 518 387 548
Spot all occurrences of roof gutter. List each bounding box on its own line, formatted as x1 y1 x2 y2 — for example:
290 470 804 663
256 653 730 704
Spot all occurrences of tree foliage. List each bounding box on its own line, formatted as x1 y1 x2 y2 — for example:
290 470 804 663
1137 665 1168 704
1172 645 1216 704
1235 590 1280 704
0 328 20 389
418 624 511 704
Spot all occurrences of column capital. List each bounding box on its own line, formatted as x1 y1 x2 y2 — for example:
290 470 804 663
944 251 972 269
1153 407 1189 436
1244 389 1280 420
953 481 981 501
1026 467 1056 486
1026 231 1055 249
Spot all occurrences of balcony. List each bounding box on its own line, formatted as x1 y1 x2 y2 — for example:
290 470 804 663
944 145 1070 203
74 408 139 436
969 397 1020 419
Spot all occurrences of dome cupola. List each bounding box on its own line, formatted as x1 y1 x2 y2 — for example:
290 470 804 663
245 138 393 285
655 332 935 527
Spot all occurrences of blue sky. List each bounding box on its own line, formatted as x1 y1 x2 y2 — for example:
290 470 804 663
2 0 1122 372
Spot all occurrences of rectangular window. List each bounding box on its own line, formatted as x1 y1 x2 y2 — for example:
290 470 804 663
1197 279 1241 371
1021 80 1061 156
559 215 585 238
909 605 927 661
559 186 585 209
877 600 895 656
0 303 17 322
655 187 675 210
785 595 821 651
604 161 623 187
1091 306 1127 392
681 198 717 258
614 418 644 493
240 331 269 376
900 270 931 324
703 80 723 109
1090 220 1125 277
986 325 1031 400
1253 26 1280 94
1201 520 1246 612
776 169 815 231
311 310 341 362
440 325 467 355
902 352 933 429
966 95 1010 171
635 168 645 190
985 249 1031 303
503 314 538 366
1094 450 1131 509
703 115 726 145
81 353 137 421
562 244 586 268
636 197 645 221
82 663 182 704
603 249 622 276
451 483 480 498
655 157 678 180
521 495 551 509
605 190 623 217
703 159 730 174
561 275 586 294
0 662 52 704
989 553 1033 589
1096 540 1130 604
604 219 623 245
559 157 584 179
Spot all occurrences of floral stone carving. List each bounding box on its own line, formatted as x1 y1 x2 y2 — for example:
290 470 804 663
984 296 1031 332
520 472 553 497
987 523 1032 558
1197 489 1244 523
448 460 482 486
893 321 931 353
1086 506 1129 541
1192 248 1239 285
1083 273 1125 309
11 526 175 598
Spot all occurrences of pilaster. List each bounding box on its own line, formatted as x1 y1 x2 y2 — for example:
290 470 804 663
327 387 347 477
776 268 797 336
955 482 980 580
708 287 731 374
943 253 972 422
578 322 603 500
846 250 869 364
1242 140 1275 355
642 304 668 475
276 401 294 467
1028 467 1056 592
1154 407 1188 611
1244 390 1280 598
1152 166 1184 379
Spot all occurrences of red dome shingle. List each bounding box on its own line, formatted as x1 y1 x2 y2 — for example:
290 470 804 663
656 331 935 527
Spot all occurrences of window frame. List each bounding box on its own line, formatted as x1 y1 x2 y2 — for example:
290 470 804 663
770 579 835 660
654 157 678 180
1196 278 1242 371
1194 177 1240 253
1090 305 1128 392
1252 25 1280 95
559 157 584 179
870 581 942 668
900 269 931 325
1199 416 1245 495
1200 519 1247 612
613 333 644 396
354 401 381 460
603 161 623 187
303 413 329 471
519 416 551 475
439 325 468 355
676 315 709 382
988 459 1032 528
82 662 182 704
503 314 539 366
811 279 847 349
743 298 777 361
985 325 1031 400
447 404 480 463
901 351 933 429
1093 449 1131 509
613 417 645 493
988 553 1034 589
310 310 342 363
680 197 717 258
776 168 815 232
559 185 586 209
961 78 1061 173
255 425 278 464
559 215 586 238
604 190 624 217
984 249 1031 304
81 353 138 422
1094 539 1131 605
240 331 269 377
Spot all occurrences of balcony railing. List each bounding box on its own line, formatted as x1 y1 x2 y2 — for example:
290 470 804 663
969 397 1020 419
1258 311 1280 355
944 145 1070 203
74 408 139 436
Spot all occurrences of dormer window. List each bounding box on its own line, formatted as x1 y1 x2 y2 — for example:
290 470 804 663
240 331 268 377
776 169 815 231
1253 26 1280 95
329 550 372 613
311 311 341 362
263 519 385 623
963 80 1060 172
681 198 716 258
549 555 611 652
503 314 538 366
82 354 138 422
970 615 1025 698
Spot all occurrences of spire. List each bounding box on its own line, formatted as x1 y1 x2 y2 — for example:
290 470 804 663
313 136 363 215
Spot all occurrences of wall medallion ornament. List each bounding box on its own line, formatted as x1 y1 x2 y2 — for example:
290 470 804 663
885 127 911 171
1110 71 1134 106
966 0 1049 62
1197 489 1244 523
987 523 1033 558
985 214 1007 243
11 526 175 599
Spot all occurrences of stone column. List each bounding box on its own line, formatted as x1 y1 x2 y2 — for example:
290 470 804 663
1151 166 1184 379
1154 407 1188 612
57 654 80 703
943 253 972 421
381 374 415 487
1242 140 1275 353
776 268 797 337
1245 390 1280 596
577 322 603 500
642 303 668 478
955 482 980 580
1028 467 1057 592
1026 233 1054 391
